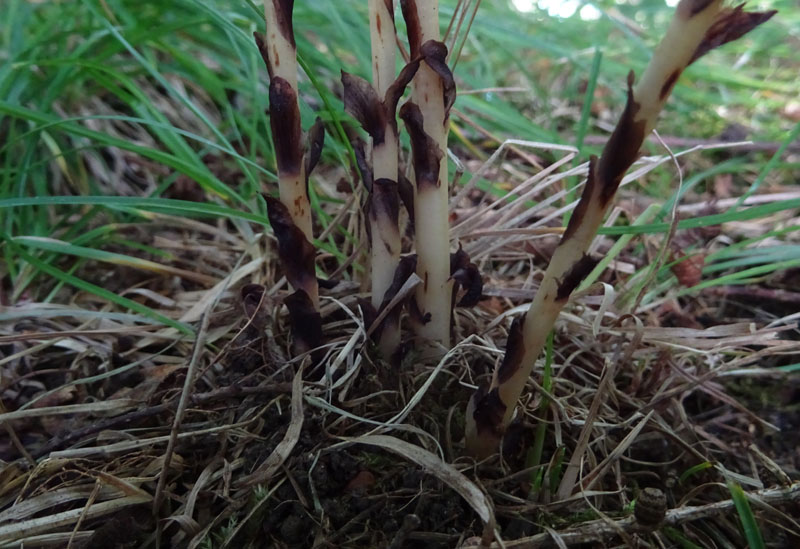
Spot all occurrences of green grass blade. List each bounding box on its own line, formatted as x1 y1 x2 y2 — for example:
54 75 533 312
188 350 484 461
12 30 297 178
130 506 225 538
7 241 194 336
727 481 765 549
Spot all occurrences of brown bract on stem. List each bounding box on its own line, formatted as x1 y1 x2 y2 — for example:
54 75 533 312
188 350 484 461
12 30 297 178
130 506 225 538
400 0 456 350
465 0 776 457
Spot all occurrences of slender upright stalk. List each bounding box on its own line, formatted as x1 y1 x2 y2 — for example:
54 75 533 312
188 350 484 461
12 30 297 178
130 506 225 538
258 0 318 308
342 2 420 356
465 0 775 457
369 0 402 354
255 1 327 354
400 0 456 348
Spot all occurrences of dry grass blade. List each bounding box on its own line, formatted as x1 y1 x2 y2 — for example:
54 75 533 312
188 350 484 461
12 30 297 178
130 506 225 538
0 495 151 544
1 1 795 547
238 365 305 486
153 305 212 515
477 483 800 548
0 400 137 422
348 434 494 526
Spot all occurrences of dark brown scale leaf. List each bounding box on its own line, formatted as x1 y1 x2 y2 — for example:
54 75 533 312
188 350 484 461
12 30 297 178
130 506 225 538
271 0 296 50
555 253 599 302
370 178 400 229
469 385 506 439
397 172 415 227
561 156 597 244
399 101 442 190
241 284 266 320
284 289 323 355
452 266 482 307
420 40 456 118
317 277 339 290
450 246 482 307
342 71 388 145
659 69 681 101
635 488 667 527
450 246 470 272
690 5 776 64
253 32 273 79
400 0 422 58
384 59 421 134
305 116 325 179
357 297 379 336
409 297 431 326
379 254 417 309
266 196 316 293
495 316 527 384
269 77 303 176
370 254 417 344
595 71 647 205
352 137 373 193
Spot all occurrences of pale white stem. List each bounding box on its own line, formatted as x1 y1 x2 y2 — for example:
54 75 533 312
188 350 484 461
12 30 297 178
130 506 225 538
368 0 402 355
412 0 452 347
370 136 401 311
264 0 313 244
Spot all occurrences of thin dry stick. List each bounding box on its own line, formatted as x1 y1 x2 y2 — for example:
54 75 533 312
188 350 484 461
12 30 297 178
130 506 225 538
465 0 776 457
153 306 211 517
400 0 456 348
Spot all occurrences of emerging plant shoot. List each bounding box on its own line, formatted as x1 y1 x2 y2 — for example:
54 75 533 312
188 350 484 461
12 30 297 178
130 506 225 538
342 0 409 356
400 0 457 348
465 0 775 457
255 0 325 353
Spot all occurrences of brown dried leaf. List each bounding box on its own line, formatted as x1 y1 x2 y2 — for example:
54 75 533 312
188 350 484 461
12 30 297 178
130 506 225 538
495 316 526 385
284 289 323 355
265 197 316 294
305 116 325 179
239 366 304 486
341 71 387 145
690 5 777 65
400 0 422 57
450 246 482 307
384 59 421 133
420 40 456 117
269 77 303 176
399 102 442 190
369 178 400 229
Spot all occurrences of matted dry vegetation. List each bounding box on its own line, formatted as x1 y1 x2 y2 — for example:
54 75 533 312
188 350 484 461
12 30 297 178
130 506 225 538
1 0 799 548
